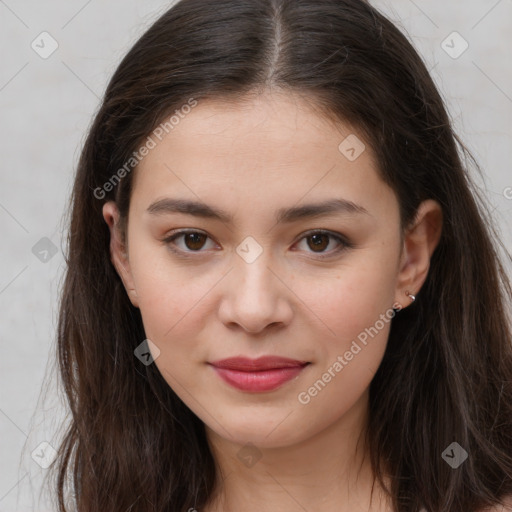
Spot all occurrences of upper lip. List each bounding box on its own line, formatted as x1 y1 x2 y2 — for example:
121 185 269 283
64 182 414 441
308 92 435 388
209 356 310 371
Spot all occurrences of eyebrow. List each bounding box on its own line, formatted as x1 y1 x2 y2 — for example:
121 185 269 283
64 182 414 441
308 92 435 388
146 197 371 224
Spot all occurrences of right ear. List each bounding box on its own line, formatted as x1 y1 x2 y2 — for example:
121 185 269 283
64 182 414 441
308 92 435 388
102 201 139 308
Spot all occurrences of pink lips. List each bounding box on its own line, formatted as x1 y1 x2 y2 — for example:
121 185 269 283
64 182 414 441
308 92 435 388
208 356 310 392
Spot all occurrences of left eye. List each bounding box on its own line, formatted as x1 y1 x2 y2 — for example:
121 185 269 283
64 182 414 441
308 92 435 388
293 230 349 256
162 229 351 258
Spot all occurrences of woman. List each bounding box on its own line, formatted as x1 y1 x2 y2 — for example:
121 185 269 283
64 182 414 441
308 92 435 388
50 0 512 510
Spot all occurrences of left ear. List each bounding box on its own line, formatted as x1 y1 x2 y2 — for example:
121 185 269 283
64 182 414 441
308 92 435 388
394 199 443 308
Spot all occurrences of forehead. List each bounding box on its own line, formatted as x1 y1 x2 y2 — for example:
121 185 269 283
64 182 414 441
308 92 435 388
130 91 395 221
143 92 364 162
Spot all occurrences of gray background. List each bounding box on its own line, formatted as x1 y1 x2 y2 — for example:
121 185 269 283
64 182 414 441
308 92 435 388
0 0 511 510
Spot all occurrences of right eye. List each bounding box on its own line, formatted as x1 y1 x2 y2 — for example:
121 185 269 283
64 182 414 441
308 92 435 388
162 229 218 255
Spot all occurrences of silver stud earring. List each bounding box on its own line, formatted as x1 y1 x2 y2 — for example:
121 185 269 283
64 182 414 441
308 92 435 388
405 290 416 302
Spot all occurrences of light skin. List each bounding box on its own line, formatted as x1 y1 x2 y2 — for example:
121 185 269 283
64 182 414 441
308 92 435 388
103 91 443 512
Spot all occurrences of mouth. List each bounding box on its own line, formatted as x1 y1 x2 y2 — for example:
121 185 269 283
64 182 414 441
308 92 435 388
208 356 311 392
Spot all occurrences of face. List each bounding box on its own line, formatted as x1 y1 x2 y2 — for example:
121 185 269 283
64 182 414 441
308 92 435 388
103 91 440 449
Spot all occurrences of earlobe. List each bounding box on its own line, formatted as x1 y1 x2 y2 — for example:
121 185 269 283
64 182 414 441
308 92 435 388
394 199 443 308
102 201 139 308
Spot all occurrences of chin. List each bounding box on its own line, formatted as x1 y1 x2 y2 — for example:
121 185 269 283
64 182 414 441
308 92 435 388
207 414 310 449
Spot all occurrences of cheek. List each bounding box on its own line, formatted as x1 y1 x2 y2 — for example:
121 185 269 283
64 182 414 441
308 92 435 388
293 268 394 426
127 242 199 342
294 247 399 343
290 246 398 402
130 252 208 390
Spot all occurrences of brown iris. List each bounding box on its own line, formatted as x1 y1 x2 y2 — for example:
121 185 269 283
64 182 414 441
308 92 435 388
306 233 329 252
183 232 208 251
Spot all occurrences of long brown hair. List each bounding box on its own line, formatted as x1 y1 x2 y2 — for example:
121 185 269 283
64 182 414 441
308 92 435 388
49 0 512 510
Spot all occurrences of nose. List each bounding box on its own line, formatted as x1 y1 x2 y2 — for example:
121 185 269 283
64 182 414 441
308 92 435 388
217 253 293 335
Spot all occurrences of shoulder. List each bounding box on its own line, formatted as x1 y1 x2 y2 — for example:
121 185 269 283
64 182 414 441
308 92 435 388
479 495 512 512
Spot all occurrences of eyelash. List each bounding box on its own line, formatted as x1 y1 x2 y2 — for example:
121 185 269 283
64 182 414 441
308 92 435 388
161 229 354 260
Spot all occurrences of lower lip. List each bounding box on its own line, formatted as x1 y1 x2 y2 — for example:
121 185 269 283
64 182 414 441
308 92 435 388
211 365 308 392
